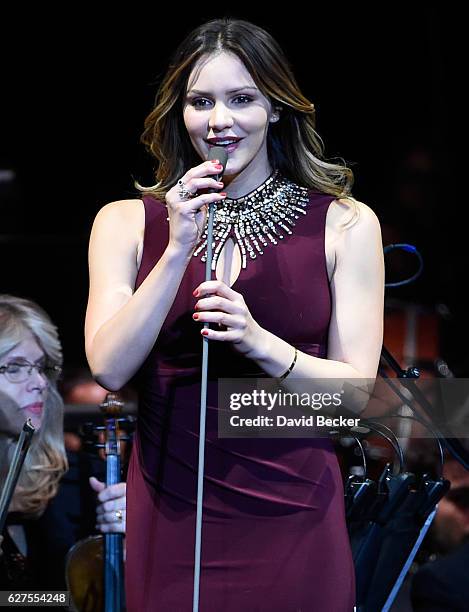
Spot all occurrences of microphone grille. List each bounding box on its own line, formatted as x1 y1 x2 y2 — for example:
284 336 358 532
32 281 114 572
208 146 228 172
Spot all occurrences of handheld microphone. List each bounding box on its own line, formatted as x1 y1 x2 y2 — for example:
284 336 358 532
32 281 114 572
208 146 228 186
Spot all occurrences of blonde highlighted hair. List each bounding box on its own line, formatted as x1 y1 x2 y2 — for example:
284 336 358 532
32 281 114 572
137 17 356 216
0 295 68 517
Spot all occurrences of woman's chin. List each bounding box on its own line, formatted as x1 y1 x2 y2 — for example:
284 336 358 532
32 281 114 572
23 409 44 430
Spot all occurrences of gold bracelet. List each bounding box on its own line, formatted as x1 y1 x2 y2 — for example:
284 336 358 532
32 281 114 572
277 347 298 381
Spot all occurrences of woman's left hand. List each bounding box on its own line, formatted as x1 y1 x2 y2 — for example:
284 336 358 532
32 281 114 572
90 477 126 534
192 280 265 357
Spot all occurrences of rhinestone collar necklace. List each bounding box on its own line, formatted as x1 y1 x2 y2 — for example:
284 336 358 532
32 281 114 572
193 170 310 270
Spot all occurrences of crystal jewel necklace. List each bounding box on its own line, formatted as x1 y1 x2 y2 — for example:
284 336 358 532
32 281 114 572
192 170 310 270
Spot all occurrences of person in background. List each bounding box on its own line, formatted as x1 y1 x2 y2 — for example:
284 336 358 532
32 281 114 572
0 294 126 589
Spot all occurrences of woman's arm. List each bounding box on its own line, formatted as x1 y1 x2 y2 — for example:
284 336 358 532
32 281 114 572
85 199 193 390
252 199 384 379
85 161 227 390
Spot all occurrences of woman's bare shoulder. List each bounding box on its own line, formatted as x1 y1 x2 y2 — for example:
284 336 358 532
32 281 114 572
325 198 382 281
94 198 144 225
89 199 146 268
327 197 381 235
92 198 145 239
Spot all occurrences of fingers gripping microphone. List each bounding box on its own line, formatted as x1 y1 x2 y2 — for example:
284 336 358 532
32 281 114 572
208 145 229 185
193 145 228 612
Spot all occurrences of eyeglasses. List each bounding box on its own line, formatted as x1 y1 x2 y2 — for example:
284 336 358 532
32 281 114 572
0 361 62 384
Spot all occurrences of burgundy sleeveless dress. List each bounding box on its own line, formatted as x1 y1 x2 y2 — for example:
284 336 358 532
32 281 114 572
125 189 356 611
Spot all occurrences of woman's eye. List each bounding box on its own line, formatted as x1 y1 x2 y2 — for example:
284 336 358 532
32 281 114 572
190 95 253 109
192 98 211 108
233 95 253 104
6 363 22 374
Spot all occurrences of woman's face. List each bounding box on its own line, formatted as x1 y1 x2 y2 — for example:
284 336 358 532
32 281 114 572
183 51 279 190
0 332 48 429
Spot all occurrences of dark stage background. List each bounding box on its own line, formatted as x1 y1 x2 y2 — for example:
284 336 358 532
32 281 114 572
0 6 463 376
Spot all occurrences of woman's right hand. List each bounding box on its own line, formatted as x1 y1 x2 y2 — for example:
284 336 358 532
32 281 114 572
165 159 227 253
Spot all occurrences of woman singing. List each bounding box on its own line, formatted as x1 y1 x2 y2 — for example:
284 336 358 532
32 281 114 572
85 17 384 611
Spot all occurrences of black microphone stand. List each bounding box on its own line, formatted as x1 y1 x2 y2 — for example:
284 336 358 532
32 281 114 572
350 342 467 610
380 344 469 470
351 243 469 609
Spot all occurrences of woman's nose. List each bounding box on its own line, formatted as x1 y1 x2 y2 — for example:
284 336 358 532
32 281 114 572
208 102 234 130
28 367 49 391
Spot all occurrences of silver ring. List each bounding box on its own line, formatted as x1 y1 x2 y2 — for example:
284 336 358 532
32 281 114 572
177 179 196 200
115 510 123 521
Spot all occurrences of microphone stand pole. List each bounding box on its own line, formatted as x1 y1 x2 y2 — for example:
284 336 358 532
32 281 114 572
193 149 227 612
192 201 215 612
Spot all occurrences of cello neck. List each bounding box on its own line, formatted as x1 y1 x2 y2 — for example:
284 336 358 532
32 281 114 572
101 394 125 612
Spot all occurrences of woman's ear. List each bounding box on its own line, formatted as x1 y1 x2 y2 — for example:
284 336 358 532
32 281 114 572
270 106 282 123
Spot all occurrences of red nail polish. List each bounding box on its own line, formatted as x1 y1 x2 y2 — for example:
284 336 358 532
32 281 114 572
193 289 199 297
201 329 209 336
193 313 199 320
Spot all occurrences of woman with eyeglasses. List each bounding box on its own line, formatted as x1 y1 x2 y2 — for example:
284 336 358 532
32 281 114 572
0 294 126 589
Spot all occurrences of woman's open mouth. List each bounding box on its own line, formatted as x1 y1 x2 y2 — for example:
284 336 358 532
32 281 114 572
206 138 243 154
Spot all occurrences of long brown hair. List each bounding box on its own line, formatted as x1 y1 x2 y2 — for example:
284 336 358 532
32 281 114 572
0 295 68 517
138 17 354 201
